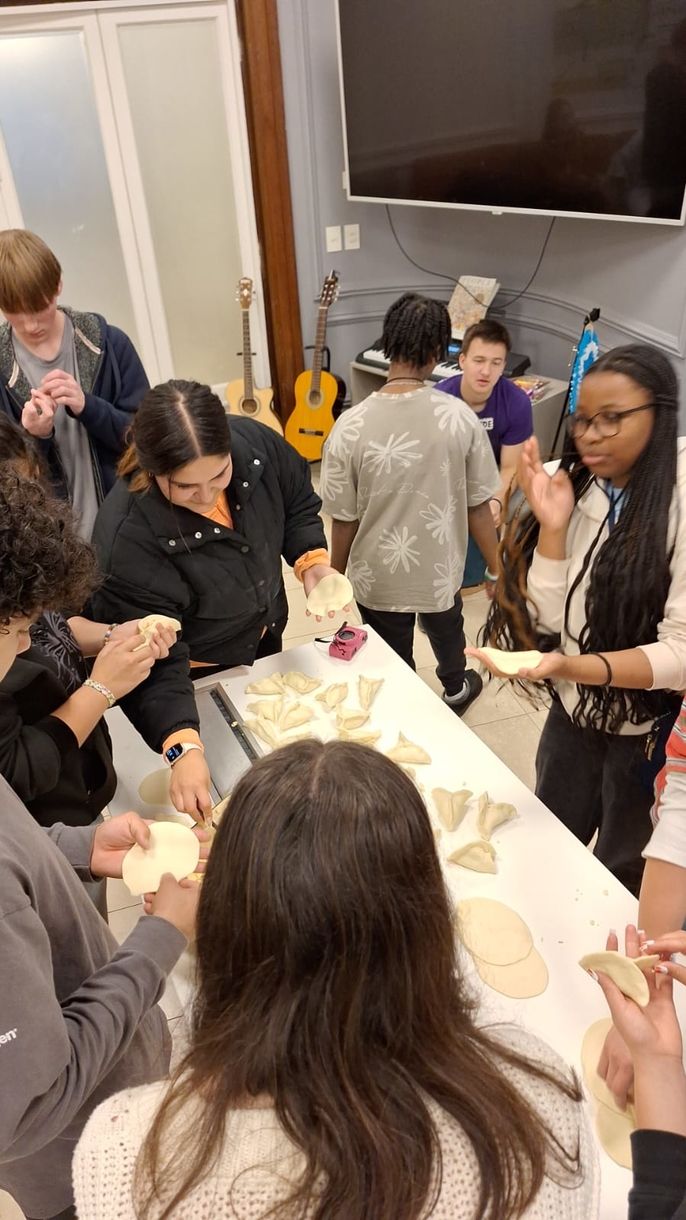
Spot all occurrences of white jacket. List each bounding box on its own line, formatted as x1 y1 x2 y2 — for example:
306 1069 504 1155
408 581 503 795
528 439 686 733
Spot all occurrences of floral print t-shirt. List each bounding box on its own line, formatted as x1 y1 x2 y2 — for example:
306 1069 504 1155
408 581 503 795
321 386 499 612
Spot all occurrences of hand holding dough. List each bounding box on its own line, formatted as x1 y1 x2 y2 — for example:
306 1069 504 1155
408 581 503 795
317 682 348 710
432 788 472 832
336 706 370 731
578 950 660 1007
133 613 181 651
305 572 354 616
282 671 322 695
478 647 544 675
358 675 383 711
448 839 497 873
122 822 200 896
477 800 517 840
386 732 431 765
245 673 285 695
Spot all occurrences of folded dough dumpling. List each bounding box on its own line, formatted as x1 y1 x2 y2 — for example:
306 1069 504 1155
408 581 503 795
578 950 659 1007
246 697 284 723
358 675 383 711
432 788 472 832
317 682 348 710
282 671 322 695
305 572 354 615
336 706 370 731
477 800 517 840
280 703 314 731
138 612 182 642
386 732 431 765
245 717 282 750
448 839 497 873
337 727 382 746
245 673 285 695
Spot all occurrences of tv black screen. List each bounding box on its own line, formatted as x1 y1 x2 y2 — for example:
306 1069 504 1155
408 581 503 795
336 0 686 224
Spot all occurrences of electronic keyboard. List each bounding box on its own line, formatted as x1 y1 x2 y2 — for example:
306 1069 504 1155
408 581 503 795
357 340 530 381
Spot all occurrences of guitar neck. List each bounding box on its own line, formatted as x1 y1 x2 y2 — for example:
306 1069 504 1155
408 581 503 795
242 310 254 399
310 304 329 394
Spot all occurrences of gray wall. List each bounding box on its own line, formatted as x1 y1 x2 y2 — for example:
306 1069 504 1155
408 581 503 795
277 0 686 413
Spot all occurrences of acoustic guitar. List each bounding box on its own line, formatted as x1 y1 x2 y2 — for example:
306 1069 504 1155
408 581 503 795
285 271 340 461
226 277 282 434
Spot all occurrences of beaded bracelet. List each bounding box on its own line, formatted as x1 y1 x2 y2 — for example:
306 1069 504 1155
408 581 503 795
103 623 117 645
84 678 116 708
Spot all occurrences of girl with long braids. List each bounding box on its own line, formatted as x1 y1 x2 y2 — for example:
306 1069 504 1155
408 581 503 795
471 343 685 897
74 740 598 1220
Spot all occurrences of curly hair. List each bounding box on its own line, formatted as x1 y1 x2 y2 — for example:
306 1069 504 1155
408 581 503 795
0 470 99 627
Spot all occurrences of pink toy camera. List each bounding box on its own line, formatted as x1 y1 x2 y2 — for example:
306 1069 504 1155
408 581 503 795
329 622 367 661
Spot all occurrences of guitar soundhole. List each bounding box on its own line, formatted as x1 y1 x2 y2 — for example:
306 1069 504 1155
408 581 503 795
307 390 323 409
240 398 259 416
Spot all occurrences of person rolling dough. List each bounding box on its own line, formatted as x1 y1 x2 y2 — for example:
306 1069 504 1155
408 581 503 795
91 379 341 822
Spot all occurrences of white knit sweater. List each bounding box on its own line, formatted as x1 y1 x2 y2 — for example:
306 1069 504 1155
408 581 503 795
73 1026 599 1219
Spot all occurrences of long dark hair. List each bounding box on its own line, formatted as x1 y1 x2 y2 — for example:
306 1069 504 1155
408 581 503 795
136 741 582 1220
485 343 679 731
118 379 231 492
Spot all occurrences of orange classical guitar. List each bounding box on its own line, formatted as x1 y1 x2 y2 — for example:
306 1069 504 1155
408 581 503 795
285 271 340 460
226 277 282 434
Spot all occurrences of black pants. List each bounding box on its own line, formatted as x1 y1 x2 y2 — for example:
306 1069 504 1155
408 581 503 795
356 594 467 697
535 698 653 897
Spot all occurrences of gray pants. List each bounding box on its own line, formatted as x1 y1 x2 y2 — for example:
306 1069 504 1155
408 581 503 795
535 698 653 897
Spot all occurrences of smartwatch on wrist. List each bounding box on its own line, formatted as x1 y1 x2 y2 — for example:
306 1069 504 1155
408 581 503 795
164 742 204 767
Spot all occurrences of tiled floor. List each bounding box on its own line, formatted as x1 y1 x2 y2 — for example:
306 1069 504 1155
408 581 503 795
0 503 549 1220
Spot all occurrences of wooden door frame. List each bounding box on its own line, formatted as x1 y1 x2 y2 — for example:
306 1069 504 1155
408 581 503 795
1 0 304 423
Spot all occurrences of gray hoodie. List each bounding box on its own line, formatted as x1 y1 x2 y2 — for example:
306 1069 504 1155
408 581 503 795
0 775 186 1218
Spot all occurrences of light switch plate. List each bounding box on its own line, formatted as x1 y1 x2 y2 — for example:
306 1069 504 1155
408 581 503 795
325 225 342 253
344 223 360 250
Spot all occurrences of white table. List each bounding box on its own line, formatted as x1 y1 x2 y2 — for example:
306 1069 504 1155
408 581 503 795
108 627 679 1218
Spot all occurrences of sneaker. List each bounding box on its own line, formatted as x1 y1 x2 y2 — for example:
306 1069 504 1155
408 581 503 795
443 669 483 717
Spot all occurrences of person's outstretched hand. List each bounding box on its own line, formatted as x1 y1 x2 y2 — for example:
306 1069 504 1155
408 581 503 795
302 563 354 622
466 646 565 684
144 873 202 942
90 812 210 879
518 437 575 533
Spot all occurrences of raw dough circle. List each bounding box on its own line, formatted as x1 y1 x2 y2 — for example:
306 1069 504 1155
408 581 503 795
580 1018 636 1119
479 646 543 675
456 897 533 966
473 946 549 998
305 572 353 615
595 1098 634 1169
122 822 200 896
138 768 173 806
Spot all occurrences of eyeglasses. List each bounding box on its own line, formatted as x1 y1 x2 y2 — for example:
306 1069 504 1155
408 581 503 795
567 402 654 440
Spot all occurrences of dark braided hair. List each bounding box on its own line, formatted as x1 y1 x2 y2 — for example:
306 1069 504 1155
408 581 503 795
381 293 451 368
485 343 679 733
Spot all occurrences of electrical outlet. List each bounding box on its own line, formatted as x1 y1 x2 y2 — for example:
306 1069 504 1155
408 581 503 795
344 223 360 250
325 225 342 253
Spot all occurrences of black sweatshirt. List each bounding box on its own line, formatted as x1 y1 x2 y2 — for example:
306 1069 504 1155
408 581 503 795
630 1130 686 1219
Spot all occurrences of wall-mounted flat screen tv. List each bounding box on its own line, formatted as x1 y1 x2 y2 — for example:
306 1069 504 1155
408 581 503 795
336 0 686 225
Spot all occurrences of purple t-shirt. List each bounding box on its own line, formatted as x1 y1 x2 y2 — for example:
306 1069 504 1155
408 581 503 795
435 373 533 465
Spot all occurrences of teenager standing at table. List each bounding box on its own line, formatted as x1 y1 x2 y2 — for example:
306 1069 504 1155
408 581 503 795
91 379 337 821
472 344 685 896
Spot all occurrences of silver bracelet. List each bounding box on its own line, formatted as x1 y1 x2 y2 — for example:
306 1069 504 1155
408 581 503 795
83 678 116 708
484 567 498 582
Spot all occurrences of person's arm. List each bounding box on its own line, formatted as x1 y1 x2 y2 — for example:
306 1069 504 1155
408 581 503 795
494 440 526 523
78 329 149 451
269 430 327 565
467 501 499 574
331 519 359 574
639 858 686 942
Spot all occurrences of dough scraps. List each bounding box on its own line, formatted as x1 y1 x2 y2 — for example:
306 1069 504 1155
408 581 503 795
134 613 182 651
245 673 285 695
456 897 533 966
478 647 543 675
385 732 431 765
336 706 370 731
245 717 282 750
337 727 382 746
432 788 472 832
281 671 322 694
477 800 517 840
580 1018 637 1120
122 821 200 896
578 950 660 1007
280 703 314 731
305 572 354 615
246 697 284 723
448 839 497 873
358 675 384 711
138 768 173 807
474 946 548 999
317 682 348 709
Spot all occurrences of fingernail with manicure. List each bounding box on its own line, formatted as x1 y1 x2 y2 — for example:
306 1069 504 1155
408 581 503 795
587 969 599 981
655 964 670 974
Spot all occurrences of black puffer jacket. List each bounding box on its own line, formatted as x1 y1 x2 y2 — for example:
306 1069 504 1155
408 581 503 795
91 418 326 751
